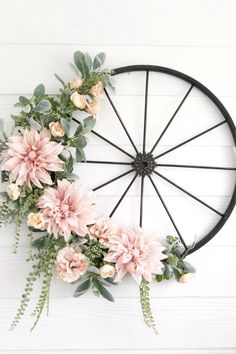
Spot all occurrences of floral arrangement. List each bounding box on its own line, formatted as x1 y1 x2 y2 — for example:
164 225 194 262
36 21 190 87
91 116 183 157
0 51 195 333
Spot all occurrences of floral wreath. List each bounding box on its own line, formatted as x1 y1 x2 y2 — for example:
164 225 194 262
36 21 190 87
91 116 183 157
0 51 195 333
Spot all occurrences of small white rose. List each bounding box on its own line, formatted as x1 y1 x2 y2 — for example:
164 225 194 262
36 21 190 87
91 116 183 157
89 81 104 98
100 264 115 279
6 183 20 201
178 272 193 283
70 75 83 90
70 92 87 109
49 121 65 137
27 212 45 229
85 99 100 119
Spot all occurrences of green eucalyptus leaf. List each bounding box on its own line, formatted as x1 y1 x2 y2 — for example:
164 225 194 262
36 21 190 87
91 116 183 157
156 274 163 282
167 254 178 267
76 147 86 162
74 134 87 149
164 264 172 280
83 116 96 133
34 84 45 97
22 105 31 113
66 152 74 174
34 100 51 113
73 278 92 297
182 260 196 273
93 278 114 302
19 96 30 106
60 117 70 136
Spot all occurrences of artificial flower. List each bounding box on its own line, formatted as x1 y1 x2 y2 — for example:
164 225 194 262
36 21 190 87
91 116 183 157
38 179 96 241
100 264 115 279
105 227 166 284
27 212 45 229
49 121 65 137
6 183 20 201
1 128 64 189
69 75 83 90
178 273 193 283
85 99 100 118
89 81 104 98
56 246 89 283
89 215 114 245
70 92 87 109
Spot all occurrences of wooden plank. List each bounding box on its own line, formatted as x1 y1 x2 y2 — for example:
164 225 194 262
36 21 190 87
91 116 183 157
0 298 235 350
0 46 235 96
0 0 235 46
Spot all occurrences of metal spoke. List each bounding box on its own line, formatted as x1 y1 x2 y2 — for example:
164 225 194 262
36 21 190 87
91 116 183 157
72 118 134 159
154 120 226 160
150 84 194 154
153 170 223 217
140 175 145 227
110 174 138 217
93 169 134 191
81 160 133 166
143 70 149 153
156 163 236 171
104 88 139 154
148 175 187 249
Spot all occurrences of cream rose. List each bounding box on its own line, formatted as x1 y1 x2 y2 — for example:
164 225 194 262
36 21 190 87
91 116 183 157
178 273 193 283
27 212 45 229
100 264 115 279
56 246 89 283
89 81 104 98
70 75 83 90
49 122 65 137
70 92 87 109
85 99 100 118
6 183 20 201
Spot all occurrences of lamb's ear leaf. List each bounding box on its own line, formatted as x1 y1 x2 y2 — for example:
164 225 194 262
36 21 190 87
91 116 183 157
73 51 89 78
93 278 115 302
93 52 106 70
34 100 51 113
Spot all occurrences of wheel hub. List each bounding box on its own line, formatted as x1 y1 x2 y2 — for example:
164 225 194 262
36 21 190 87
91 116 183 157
133 152 155 176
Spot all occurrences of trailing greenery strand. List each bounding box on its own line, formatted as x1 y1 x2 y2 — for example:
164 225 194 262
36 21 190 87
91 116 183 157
10 239 59 331
0 200 11 228
139 278 158 335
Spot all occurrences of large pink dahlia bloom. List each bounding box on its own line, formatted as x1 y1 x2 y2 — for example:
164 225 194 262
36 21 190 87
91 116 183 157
1 128 64 188
105 227 166 284
38 179 96 241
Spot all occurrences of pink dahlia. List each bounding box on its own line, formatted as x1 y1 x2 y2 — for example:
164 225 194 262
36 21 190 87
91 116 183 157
38 179 96 241
105 227 166 284
1 128 64 188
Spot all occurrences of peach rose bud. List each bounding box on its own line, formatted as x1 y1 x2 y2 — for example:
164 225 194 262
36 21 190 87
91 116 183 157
89 81 104 98
70 92 87 109
6 183 20 201
100 264 115 279
27 212 45 229
178 273 193 283
49 121 65 137
70 75 83 90
85 99 100 119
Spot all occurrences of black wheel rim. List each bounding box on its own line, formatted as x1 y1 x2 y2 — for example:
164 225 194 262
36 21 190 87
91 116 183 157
74 65 236 255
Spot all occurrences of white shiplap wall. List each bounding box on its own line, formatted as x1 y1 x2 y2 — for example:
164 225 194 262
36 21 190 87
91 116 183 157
0 0 236 353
